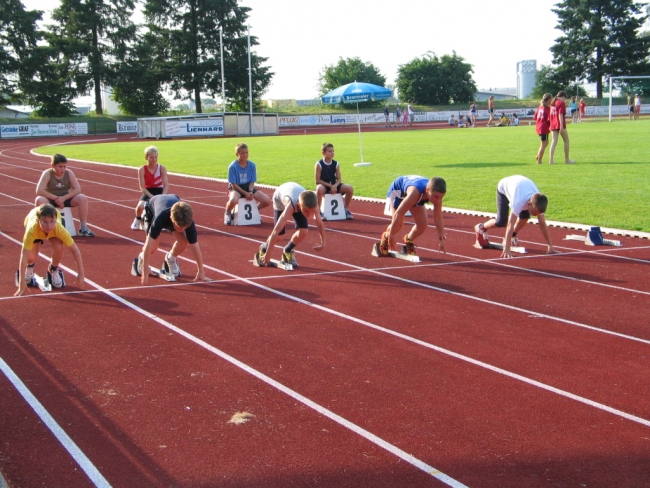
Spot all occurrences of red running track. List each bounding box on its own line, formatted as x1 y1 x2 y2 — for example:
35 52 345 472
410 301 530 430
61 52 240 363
0 136 649 487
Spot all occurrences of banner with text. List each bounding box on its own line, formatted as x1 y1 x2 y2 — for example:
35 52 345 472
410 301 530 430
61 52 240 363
1 123 88 138
165 119 224 137
117 121 138 133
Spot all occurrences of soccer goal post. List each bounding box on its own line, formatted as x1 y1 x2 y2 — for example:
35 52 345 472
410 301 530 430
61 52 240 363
608 75 650 121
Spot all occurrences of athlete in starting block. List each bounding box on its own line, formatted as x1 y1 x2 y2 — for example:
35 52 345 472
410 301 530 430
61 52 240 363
475 175 558 258
374 175 447 258
254 183 325 269
134 194 208 284
15 204 85 296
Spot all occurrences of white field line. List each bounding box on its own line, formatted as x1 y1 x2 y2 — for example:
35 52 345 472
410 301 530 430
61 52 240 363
0 230 467 488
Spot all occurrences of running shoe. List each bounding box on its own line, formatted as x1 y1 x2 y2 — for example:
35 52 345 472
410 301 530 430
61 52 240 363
511 235 519 247
49 267 64 288
474 223 490 249
131 217 141 230
320 211 327 221
403 234 416 256
164 252 181 276
78 227 95 237
281 250 298 267
345 209 353 220
254 245 267 267
24 264 34 282
379 232 390 256
224 212 233 225
137 252 144 275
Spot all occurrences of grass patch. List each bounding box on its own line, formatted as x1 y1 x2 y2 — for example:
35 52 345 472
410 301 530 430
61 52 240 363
35 119 650 232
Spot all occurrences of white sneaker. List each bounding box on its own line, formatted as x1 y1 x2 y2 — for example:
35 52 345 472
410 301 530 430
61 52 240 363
25 265 34 281
512 235 519 246
137 252 144 275
224 212 233 225
49 268 64 288
131 217 141 230
164 253 181 276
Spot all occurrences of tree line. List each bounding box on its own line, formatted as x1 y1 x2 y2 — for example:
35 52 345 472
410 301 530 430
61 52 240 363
1 0 273 117
319 53 478 107
532 0 649 99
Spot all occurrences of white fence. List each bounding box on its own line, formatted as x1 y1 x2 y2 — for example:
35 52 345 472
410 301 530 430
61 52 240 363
279 104 650 127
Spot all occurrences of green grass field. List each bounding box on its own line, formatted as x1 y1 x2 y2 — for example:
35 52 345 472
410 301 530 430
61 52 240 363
35 119 650 232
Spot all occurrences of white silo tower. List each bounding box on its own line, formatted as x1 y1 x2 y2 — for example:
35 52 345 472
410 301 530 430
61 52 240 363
516 60 537 99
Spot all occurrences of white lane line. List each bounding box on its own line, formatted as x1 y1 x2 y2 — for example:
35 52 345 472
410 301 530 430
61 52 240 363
2 183 650 347
6 223 650 436
0 230 467 488
0 357 112 488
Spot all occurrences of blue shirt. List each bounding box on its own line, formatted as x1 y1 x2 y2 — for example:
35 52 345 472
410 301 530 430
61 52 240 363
387 175 428 198
228 160 257 188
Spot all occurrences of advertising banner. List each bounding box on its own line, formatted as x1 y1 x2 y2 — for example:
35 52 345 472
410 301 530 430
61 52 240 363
58 123 88 136
165 119 224 137
279 116 299 126
117 121 138 133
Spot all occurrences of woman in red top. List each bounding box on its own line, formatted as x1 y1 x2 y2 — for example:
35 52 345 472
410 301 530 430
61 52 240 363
578 98 586 122
534 93 552 164
549 90 575 164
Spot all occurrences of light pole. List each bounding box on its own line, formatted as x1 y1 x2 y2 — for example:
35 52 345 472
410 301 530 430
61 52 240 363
219 26 226 114
247 25 253 135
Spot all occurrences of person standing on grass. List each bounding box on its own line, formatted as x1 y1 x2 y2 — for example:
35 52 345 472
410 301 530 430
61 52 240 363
486 96 495 126
470 101 478 126
402 104 409 127
475 175 558 259
548 90 575 165
407 102 415 128
627 92 634 120
132 146 169 231
578 98 586 122
35 154 95 237
395 105 401 127
634 93 642 120
384 105 390 127
570 96 578 124
534 93 552 164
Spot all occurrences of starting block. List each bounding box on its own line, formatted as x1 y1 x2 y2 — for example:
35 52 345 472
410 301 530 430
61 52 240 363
474 240 527 254
233 199 261 225
565 227 622 247
384 198 411 217
252 252 294 271
371 242 421 262
320 193 345 221
15 270 52 291
59 207 76 237
148 265 177 281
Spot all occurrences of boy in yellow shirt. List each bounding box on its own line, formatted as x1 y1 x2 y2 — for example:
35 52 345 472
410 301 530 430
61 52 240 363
16 204 85 296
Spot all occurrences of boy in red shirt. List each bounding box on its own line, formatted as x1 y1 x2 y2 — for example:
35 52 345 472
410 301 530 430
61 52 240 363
534 93 552 164
549 90 575 165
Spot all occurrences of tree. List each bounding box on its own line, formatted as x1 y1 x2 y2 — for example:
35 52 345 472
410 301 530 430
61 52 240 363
50 0 136 115
318 57 386 106
531 64 587 99
111 32 170 115
551 0 650 98
396 52 476 105
0 0 41 106
143 0 273 113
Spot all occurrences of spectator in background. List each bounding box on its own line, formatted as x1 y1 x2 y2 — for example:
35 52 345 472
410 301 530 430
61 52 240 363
448 114 456 126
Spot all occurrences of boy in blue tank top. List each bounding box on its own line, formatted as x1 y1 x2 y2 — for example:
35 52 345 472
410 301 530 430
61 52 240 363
378 176 447 256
